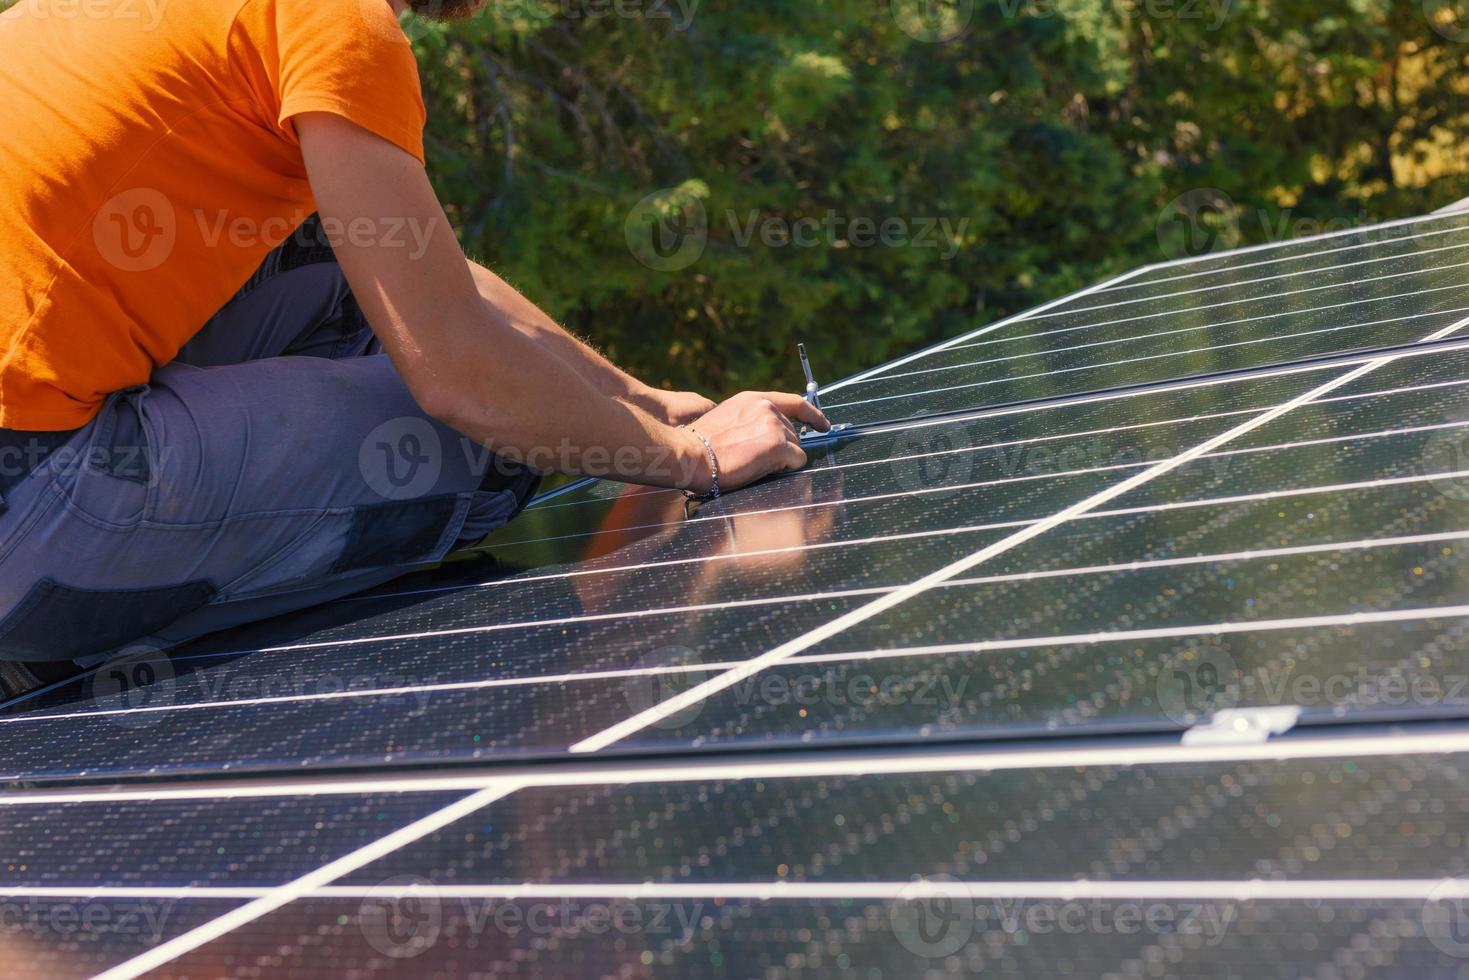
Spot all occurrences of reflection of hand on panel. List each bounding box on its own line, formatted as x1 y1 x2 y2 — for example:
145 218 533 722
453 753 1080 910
692 470 846 598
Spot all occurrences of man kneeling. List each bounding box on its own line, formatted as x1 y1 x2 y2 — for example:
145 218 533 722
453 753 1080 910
0 0 826 695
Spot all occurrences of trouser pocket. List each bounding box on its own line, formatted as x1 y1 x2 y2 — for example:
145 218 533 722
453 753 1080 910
59 387 155 529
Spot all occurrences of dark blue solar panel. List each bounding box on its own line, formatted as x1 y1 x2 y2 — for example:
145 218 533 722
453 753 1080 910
821 210 1469 425
167 752 1469 976
0 362 1360 778
156 898 1469 979
344 754 1469 884
0 791 466 887
1118 212 1469 286
0 897 242 980
7 214 1469 979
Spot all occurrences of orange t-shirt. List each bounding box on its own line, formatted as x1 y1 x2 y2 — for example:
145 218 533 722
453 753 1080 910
0 0 427 430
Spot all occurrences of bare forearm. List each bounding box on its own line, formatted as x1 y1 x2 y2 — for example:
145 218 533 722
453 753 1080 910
467 260 647 400
467 259 715 425
420 296 706 488
296 113 812 493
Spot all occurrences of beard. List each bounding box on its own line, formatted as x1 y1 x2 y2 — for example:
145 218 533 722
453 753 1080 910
408 0 486 21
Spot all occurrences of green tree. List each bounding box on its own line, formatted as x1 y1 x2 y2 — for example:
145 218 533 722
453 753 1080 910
417 1 1468 398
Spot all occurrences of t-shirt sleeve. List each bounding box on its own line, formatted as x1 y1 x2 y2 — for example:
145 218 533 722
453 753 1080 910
240 0 427 165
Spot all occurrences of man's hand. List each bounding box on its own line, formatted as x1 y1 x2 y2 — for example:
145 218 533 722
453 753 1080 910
682 391 830 493
295 112 820 493
627 387 716 426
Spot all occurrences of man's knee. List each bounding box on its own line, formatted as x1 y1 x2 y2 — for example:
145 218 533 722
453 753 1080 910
458 464 542 545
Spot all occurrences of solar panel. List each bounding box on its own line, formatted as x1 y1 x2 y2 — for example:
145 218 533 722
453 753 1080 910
1 899 243 980
4 210 1469 977
0 792 467 886
823 210 1469 424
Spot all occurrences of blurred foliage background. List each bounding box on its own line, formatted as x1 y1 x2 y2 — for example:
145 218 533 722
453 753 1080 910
415 0 1469 397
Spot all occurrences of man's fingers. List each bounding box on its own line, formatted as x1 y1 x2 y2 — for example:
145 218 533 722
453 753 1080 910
777 440 809 474
756 391 831 432
694 390 827 492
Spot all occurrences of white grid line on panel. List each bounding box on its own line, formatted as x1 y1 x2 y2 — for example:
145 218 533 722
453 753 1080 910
4 529 1464 728
90 782 525 980
818 264 1151 394
489 418 1469 549
1041 240 1469 320
567 317 1469 752
826 285 1469 409
364 466 1469 596
862 305 1469 387
1125 208 1469 277
825 210 1469 393
519 368 1469 521
1098 221 1469 294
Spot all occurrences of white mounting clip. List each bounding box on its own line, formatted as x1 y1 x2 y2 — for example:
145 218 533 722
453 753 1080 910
1180 705 1301 746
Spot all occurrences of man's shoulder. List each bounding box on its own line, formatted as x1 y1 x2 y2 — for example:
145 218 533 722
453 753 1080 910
230 0 411 52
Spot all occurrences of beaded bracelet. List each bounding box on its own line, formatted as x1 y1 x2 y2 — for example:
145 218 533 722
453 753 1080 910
683 426 720 501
